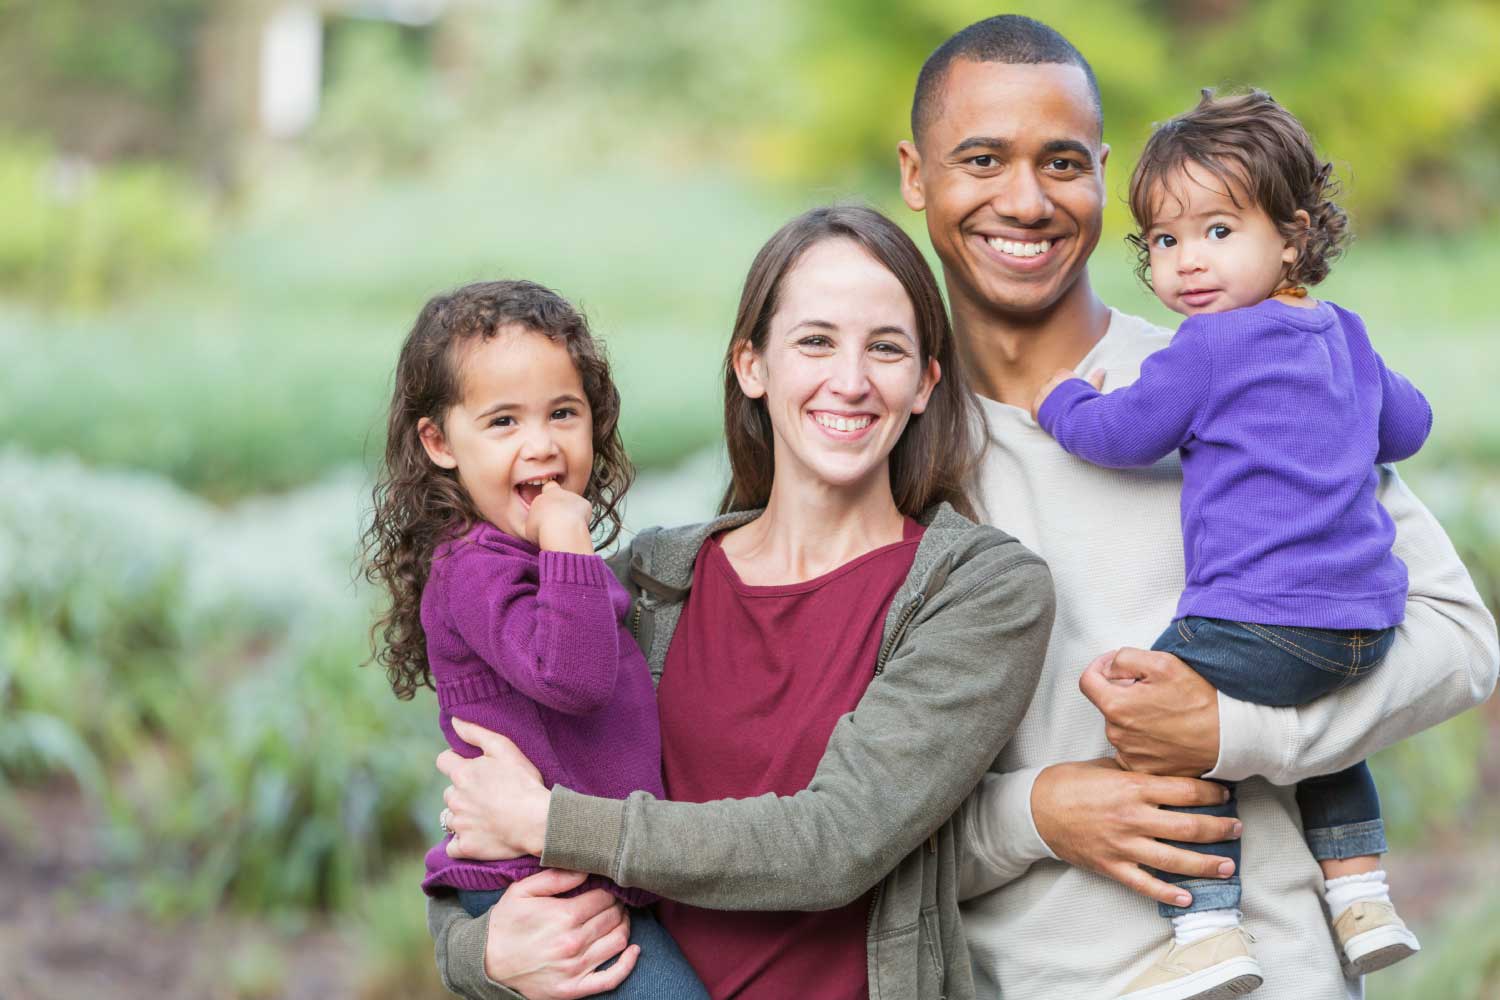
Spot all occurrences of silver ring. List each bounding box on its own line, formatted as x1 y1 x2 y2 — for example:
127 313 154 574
440 807 454 836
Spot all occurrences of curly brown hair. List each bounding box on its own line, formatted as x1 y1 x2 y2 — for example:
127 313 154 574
361 280 633 700
1127 88 1349 290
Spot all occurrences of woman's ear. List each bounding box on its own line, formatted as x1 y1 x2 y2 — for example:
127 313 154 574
910 358 941 415
732 341 768 400
1282 209 1312 266
417 416 459 469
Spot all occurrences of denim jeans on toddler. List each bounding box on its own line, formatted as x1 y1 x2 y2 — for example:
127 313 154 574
456 887 710 999
1148 616 1395 917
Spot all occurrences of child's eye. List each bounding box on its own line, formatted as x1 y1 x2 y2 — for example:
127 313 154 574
1209 224 1232 240
1151 233 1176 249
489 416 515 428
550 407 577 420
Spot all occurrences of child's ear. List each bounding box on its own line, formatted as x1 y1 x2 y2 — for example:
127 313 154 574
732 341 768 400
1283 209 1312 266
417 416 458 469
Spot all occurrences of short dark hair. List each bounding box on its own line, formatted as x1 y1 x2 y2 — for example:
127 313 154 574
911 15 1102 143
1127 88 1350 288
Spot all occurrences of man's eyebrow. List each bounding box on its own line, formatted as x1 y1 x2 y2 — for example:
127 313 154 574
1040 139 1095 164
949 136 1012 157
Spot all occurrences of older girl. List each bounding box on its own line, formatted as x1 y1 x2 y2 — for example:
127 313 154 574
428 204 1055 1000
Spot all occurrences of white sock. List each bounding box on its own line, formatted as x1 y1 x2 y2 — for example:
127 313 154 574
1323 869 1391 921
1171 907 1242 946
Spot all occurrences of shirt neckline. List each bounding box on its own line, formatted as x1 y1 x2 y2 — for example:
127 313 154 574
705 518 922 597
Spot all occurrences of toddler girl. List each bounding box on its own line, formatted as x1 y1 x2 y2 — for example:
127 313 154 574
1032 90 1428 1000
365 279 708 999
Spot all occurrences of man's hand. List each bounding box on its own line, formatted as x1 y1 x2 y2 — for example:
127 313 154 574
1080 648 1221 776
440 717 552 859
481 869 640 999
1031 759 1240 907
1030 367 1105 422
525 481 596 555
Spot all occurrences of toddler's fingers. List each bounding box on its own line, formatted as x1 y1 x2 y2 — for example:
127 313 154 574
1086 367 1106 389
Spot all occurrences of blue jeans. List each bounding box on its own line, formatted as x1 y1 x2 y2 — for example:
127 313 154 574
1149 616 1394 917
456 888 710 999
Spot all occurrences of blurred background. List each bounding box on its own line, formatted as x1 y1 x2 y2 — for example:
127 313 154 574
1 1 1496 997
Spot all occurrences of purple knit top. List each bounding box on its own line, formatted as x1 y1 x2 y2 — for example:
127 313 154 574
420 522 662 906
1038 298 1431 629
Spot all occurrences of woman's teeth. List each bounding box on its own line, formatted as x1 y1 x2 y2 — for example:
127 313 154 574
986 237 1052 258
814 413 872 432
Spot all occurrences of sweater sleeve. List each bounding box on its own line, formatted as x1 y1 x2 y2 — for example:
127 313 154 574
1036 326 1210 468
442 545 623 716
953 765 1058 899
427 896 527 1000
540 549 1056 911
1374 357 1433 464
1209 465 1499 784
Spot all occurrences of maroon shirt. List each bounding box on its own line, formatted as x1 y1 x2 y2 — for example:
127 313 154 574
656 520 924 1000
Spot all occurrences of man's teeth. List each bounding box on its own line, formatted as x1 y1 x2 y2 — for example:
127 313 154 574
986 237 1052 258
814 413 873 432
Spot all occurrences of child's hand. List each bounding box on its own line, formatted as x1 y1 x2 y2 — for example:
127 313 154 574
524 482 595 555
1030 367 1105 423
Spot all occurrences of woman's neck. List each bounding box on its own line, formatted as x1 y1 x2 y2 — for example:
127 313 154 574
719 469 908 586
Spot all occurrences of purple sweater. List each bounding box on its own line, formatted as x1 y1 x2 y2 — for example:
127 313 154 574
1038 298 1431 629
419 522 662 906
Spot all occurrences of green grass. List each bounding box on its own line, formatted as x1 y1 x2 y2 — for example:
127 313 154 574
8 148 1495 499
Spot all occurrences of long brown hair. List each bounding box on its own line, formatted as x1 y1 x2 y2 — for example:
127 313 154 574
362 280 633 700
719 204 980 519
1127 88 1350 289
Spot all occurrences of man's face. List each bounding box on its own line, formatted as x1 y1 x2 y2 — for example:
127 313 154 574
900 60 1107 319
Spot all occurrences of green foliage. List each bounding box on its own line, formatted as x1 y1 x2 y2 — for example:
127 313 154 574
0 134 213 307
0 450 441 914
1368 891 1500 999
788 0 1500 233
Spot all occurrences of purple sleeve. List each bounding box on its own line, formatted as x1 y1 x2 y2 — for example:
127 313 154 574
442 548 622 715
1037 329 1209 468
1375 359 1432 464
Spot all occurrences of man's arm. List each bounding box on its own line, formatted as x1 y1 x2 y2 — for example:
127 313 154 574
1210 465 1497 783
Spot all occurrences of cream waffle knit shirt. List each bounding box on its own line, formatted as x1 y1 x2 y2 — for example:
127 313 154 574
955 309 1498 999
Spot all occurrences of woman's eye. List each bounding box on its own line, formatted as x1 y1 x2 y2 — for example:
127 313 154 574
799 335 833 350
1209 224 1231 240
871 341 909 357
1151 233 1176 249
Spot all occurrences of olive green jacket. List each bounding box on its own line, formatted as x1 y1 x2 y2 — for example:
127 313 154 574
428 503 1054 1000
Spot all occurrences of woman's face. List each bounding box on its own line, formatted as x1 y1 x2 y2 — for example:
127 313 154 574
735 238 939 497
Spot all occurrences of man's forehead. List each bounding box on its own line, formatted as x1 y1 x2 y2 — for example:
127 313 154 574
924 58 1101 149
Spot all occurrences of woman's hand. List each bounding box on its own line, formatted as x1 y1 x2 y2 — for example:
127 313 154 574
1079 648 1221 776
1030 758 1241 908
480 869 640 999
440 717 552 860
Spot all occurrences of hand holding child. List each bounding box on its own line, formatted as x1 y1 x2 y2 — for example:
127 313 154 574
1030 367 1106 423
524 481 596 555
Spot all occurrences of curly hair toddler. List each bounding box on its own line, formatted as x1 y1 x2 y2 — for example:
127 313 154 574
1032 90 1429 1000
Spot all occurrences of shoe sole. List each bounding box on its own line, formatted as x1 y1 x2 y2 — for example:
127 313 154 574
1342 924 1421 977
1117 956 1264 1000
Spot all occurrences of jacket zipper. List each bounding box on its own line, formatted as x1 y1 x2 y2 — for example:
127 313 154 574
873 595 923 675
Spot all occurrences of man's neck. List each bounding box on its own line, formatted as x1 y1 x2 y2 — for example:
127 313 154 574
950 272 1112 410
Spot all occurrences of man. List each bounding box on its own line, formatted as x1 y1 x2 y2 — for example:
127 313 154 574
898 15 1497 1000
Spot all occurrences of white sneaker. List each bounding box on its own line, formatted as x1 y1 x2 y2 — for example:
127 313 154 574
1117 926 1263 1000
1333 899 1420 977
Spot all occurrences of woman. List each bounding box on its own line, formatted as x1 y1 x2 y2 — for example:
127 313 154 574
428 204 1056 1000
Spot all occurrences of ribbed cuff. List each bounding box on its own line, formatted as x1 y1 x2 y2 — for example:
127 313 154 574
540 785 627 880
1036 377 1098 433
1010 766 1059 862
433 897 526 1000
1206 691 1292 784
538 550 610 587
